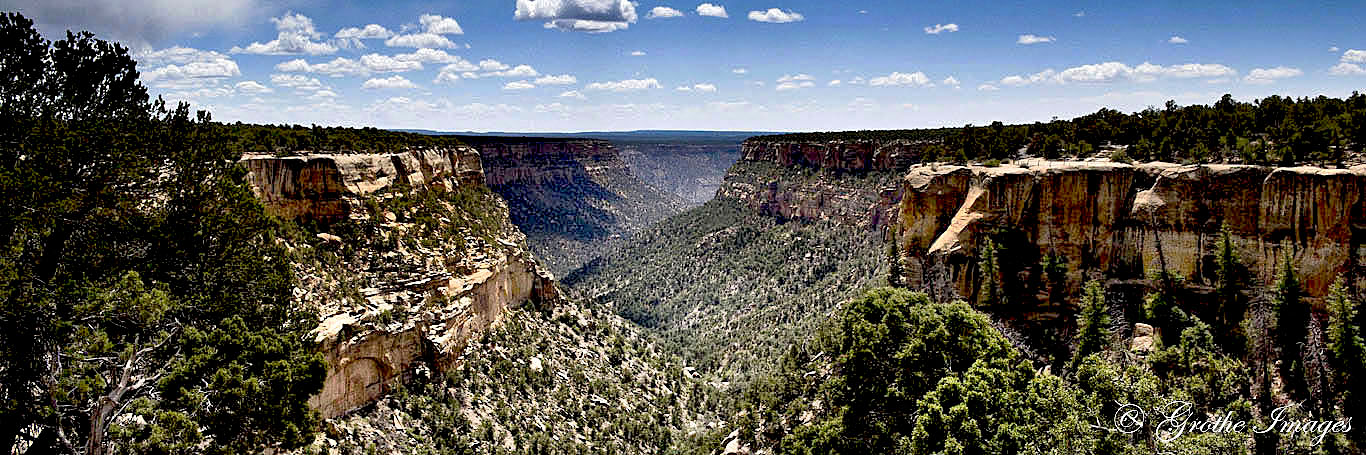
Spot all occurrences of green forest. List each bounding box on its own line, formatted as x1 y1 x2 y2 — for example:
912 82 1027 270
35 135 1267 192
757 93 1366 166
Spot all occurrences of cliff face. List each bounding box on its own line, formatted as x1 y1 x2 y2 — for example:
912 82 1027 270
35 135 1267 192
738 139 930 172
472 138 688 276
243 148 483 222
718 140 910 233
896 160 1366 302
243 148 559 419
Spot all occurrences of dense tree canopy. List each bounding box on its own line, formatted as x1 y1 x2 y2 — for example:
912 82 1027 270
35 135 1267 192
0 13 323 455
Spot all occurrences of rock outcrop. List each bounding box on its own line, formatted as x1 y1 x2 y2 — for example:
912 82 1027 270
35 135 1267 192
896 160 1366 302
243 148 482 222
716 154 905 233
473 139 632 186
243 147 560 419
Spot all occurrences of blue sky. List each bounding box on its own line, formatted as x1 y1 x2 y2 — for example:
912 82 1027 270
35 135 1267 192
8 0 1365 132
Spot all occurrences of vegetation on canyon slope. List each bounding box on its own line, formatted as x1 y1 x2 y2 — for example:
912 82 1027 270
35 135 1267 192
0 14 324 454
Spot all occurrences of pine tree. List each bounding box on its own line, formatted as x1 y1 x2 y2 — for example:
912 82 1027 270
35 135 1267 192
1273 252 1308 398
1214 224 1247 351
1325 277 1365 435
976 238 1001 307
1071 281 1111 370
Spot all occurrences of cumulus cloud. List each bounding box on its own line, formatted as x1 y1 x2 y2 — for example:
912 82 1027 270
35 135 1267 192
275 54 424 77
10 0 256 45
647 6 684 18
270 73 328 92
1330 63 1366 76
696 3 728 18
335 24 394 40
363 75 418 89
1017 34 1055 44
1244 66 1302 84
775 75 815 90
748 8 804 23
868 72 932 87
586 78 662 91
385 33 457 48
1343 49 1366 63
231 12 338 55
942 76 960 87
828 80 842 86
234 80 273 94
503 80 536 90
394 48 468 65
419 14 465 34
998 61 1237 86
535 74 578 85
558 90 587 99
977 83 999 91
732 68 748 74
631 50 647 56
1168 36 1188 44
924 23 958 34
138 46 240 87
480 59 511 71
516 0 638 33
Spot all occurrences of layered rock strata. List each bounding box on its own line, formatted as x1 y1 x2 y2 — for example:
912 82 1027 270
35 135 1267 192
243 148 559 419
896 160 1366 301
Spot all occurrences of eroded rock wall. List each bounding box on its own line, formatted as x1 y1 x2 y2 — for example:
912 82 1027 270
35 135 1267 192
475 139 632 186
896 160 1366 302
243 148 560 419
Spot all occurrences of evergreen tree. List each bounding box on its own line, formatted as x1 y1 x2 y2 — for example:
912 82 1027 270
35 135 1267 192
1214 224 1247 351
0 14 324 455
976 238 1001 307
1325 277 1365 440
1273 252 1308 398
1071 281 1111 370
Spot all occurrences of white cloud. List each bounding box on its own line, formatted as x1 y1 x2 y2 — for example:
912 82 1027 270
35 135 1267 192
503 80 536 90
1074 11 1085 17
869 71 933 87
394 48 467 64
828 79 842 86
385 33 457 48
234 80 273 94
999 61 1237 86
434 64 473 84
775 81 814 91
676 83 718 92
480 59 511 71
535 102 573 115
10 0 256 45
1330 63 1366 76
1343 49 1366 63
270 73 328 92
696 3 728 18
558 90 587 99
516 0 638 32
942 76 961 87
586 78 662 91
360 54 423 73
647 6 684 18
748 8 804 23
307 90 339 100
363 75 418 89
335 24 394 40
977 83 999 91
732 68 748 74
137 46 240 87
923 23 958 34
1168 36 1188 44
1017 34 1055 45
231 12 338 55
1330 46 1340 52
535 74 578 85
1244 66 1302 84
419 14 464 34
777 74 815 82
491 65 540 77
631 50 647 56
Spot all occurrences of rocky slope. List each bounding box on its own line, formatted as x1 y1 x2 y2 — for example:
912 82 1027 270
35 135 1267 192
244 148 559 419
617 142 743 205
895 159 1366 304
469 138 689 276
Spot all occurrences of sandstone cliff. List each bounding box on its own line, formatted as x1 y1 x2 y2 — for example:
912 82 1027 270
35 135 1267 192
471 138 687 276
244 148 559 419
896 160 1366 303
